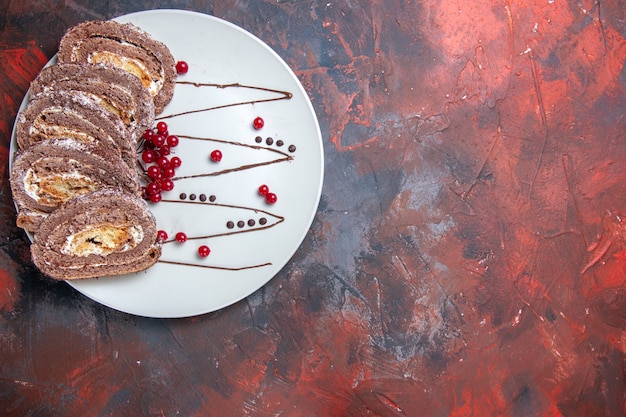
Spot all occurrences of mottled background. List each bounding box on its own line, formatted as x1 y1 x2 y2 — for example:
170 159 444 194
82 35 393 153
1 0 626 416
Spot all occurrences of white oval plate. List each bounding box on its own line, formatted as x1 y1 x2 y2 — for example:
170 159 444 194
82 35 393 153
10 9 324 318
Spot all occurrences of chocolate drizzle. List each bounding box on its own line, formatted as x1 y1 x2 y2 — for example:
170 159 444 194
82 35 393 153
156 199 284 271
149 81 295 272
156 82 293 121
158 199 285 243
158 259 272 271
172 135 293 180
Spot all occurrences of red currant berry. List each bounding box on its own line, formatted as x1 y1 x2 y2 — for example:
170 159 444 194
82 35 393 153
198 245 211 257
157 230 168 242
146 181 161 195
141 186 149 200
157 156 170 168
143 129 156 141
159 145 171 156
166 135 179 147
175 232 187 243
210 150 222 162
162 167 176 178
253 116 264 130
258 184 269 196
170 156 182 168
161 178 174 191
156 121 168 134
265 192 277 204
175 61 189 74
153 134 166 148
142 150 156 163
149 192 162 203
147 165 161 179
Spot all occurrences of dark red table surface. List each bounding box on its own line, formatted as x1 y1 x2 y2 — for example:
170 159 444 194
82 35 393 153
1 1 626 416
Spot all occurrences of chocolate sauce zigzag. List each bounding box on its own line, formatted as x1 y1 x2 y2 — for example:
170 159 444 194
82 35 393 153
10 138 140 232
151 200 284 271
57 20 176 114
155 199 285 243
29 63 155 141
149 82 296 179
31 188 161 280
157 259 272 271
15 90 137 170
157 82 293 121
142 82 299 272
169 135 293 180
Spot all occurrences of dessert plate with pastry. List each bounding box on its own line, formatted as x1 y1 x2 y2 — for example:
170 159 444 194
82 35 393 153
9 9 324 318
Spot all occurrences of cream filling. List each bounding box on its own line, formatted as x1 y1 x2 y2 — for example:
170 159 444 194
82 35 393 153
83 92 130 125
88 51 163 96
30 108 94 143
24 163 97 205
62 224 144 257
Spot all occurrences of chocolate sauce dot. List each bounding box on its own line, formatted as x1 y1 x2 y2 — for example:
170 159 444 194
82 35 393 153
209 195 216 202
255 136 263 143
199 194 207 202
259 218 267 225
226 221 235 229
179 193 187 200
189 194 197 201
288 144 296 152
276 139 284 147
248 219 256 227
266 137 273 145
237 220 245 228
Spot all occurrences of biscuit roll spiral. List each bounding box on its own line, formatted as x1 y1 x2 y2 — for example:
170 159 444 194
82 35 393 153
15 91 137 170
31 188 161 280
9 138 140 232
57 20 176 114
29 63 155 141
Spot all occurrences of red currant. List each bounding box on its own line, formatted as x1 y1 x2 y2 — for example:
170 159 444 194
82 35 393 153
157 230 168 242
258 184 269 196
170 156 182 168
147 165 161 179
265 192 277 204
175 232 187 243
142 150 156 163
156 121 168 134
149 192 162 203
210 150 222 162
161 179 174 191
146 181 161 195
198 245 211 257
175 61 189 74
253 116 264 130
159 145 171 156
153 134 166 148
167 135 179 147
143 129 156 141
157 156 170 169
162 167 176 178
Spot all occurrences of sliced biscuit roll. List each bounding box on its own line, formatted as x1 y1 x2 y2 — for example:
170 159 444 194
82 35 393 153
29 63 155 140
57 20 176 114
9 138 140 232
30 188 161 280
15 91 136 169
